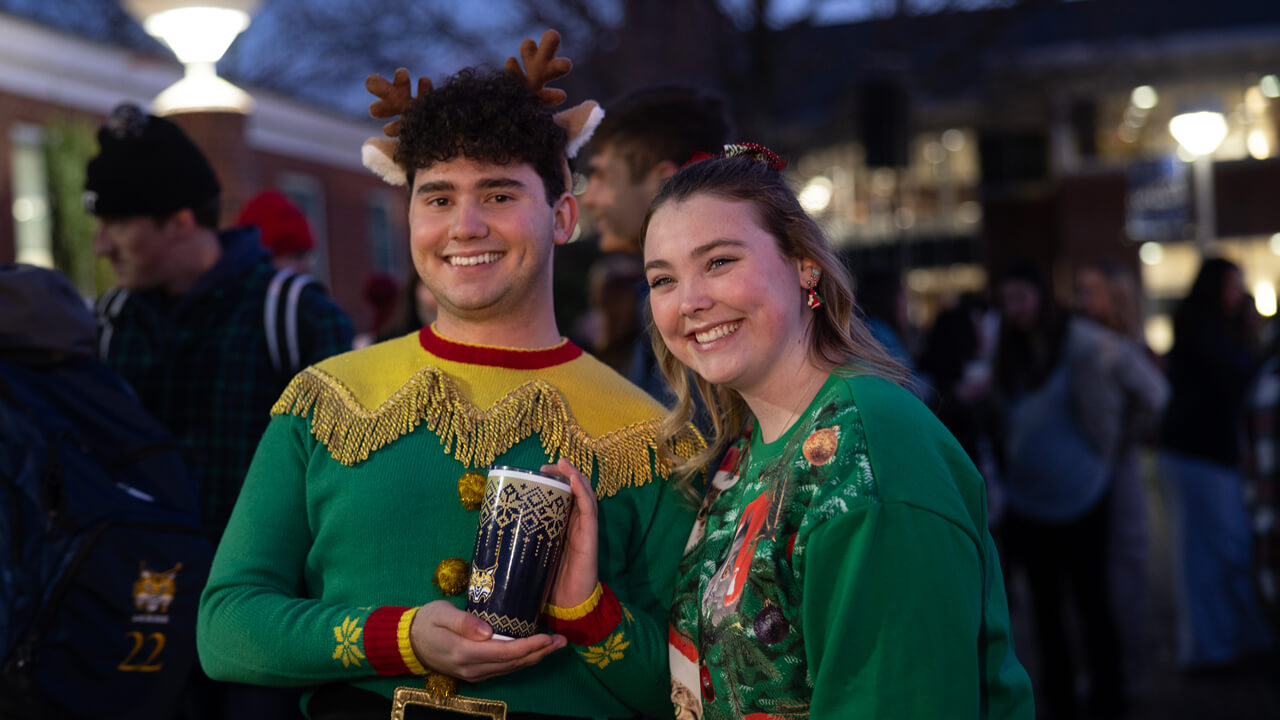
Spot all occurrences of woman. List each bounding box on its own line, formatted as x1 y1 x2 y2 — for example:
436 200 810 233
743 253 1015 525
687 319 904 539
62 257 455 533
1076 261 1144 343
1159 257 1274 669
919 294 998 472
637 147 1033 719
995 261 1166 719
1074 260 1160 697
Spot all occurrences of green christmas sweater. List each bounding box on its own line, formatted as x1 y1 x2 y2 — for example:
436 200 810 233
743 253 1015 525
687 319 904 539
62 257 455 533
668 373 1034 720
196 327 702 718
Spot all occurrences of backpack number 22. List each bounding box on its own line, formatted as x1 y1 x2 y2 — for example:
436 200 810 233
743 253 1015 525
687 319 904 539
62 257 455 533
118 631 165 672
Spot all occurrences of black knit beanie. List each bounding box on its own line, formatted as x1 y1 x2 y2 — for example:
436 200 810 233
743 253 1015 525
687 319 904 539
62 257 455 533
83 104 220 218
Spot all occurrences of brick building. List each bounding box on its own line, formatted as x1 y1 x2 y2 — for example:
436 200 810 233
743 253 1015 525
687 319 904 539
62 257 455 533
0 11 408 332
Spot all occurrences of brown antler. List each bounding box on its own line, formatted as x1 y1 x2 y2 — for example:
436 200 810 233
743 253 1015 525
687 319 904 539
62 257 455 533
504 29 571 107
366 68 433 137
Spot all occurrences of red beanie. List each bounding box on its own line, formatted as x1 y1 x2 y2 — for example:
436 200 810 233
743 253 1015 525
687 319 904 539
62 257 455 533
236 190 314 257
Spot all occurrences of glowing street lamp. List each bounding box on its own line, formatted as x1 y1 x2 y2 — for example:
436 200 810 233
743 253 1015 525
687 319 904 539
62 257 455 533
124 0 259 115
1168 110 1227 252
798 176 834 213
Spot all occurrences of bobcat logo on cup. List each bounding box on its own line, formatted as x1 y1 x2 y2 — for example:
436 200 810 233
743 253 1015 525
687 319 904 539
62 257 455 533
131 561 182 624
468 561 497 604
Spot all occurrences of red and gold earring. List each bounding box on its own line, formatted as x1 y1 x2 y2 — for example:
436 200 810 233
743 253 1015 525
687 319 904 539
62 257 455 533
806 268 823 309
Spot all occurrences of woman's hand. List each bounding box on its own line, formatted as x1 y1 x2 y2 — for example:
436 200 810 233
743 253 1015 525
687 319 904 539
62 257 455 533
408 600 565 682
542 458 599 609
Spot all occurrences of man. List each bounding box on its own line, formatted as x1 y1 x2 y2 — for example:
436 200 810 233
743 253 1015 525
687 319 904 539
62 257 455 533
581 86 730 255
86 104 354 539
0 264 209 719
197 32 701 719
580 86 729 400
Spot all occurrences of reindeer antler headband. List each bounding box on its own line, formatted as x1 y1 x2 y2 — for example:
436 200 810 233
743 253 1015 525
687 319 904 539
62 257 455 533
360 29 604 186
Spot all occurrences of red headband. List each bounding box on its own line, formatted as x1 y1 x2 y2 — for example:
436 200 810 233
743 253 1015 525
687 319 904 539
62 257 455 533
684 142 787 171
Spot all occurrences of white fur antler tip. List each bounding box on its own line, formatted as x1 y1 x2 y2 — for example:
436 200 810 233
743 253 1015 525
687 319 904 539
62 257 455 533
565 104 605 159
361 138 407 186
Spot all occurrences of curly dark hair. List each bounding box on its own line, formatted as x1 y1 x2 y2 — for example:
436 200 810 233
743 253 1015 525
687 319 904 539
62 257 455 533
395 68 568 205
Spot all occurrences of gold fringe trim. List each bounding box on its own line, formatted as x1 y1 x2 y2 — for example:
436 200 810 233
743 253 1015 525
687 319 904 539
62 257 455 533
272 367 704 497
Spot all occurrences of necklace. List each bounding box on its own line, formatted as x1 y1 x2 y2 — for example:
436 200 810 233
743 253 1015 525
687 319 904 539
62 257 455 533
766 368 824 443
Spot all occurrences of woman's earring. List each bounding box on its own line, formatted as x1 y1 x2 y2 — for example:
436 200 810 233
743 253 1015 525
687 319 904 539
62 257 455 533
806 268 823 310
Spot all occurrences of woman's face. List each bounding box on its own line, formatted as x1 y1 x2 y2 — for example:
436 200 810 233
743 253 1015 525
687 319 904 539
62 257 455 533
643 194 810 398
1000 278 1041 332
1075 267 1111 325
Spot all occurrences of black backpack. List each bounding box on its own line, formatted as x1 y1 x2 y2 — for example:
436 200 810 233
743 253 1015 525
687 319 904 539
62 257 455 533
97 267 321 378
0 356 213 719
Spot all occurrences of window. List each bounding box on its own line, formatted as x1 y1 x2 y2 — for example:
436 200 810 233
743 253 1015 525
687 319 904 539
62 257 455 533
10 123 52 267
277 172 328 284
366 190 403 278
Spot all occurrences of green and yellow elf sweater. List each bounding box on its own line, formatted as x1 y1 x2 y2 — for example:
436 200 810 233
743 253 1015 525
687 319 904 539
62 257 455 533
197 327 702 718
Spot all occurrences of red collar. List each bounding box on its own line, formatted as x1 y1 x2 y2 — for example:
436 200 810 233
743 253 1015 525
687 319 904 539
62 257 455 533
418 325 582 370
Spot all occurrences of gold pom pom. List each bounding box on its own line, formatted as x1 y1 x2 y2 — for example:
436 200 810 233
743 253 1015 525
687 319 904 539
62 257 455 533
424 670 459 699
434 557 469 596
457 471 486 511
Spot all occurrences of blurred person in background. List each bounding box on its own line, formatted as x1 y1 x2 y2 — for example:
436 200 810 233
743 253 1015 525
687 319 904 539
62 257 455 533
1244 310 1280 645
919 292 1004 527
85 104 353 720
572 254 645 374
352 271 399 349
87 104 353 539
376 266 439 343
236 189 315 275
0 264 209 720
1075 259 1164 698
1160 257 1274 671
580 85 730 400
995 260 1166 720
854 267 915 369
1076 260 1144 344
854 266 932 403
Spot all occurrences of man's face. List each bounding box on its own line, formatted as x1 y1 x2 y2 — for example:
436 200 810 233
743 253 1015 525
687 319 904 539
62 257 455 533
581 143 669 255
408 156 576 332
92 215 179 290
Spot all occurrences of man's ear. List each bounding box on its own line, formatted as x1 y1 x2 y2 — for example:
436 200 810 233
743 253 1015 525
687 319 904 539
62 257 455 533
651 159 680 183
552 192 579 246
161 208 197 238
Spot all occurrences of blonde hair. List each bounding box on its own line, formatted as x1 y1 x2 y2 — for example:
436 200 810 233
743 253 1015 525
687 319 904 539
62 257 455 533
640 156 908 479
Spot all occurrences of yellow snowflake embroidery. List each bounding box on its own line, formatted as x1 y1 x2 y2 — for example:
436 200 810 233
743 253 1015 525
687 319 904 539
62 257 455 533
581 630 630 669
332 616 366 668
621 605 635 624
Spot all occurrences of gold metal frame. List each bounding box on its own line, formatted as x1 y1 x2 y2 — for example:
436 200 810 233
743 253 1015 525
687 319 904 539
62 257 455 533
391 686 507 720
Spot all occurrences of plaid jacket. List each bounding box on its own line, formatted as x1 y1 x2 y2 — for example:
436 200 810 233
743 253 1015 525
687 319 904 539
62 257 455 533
97 227 353 537
1244 354 1280 624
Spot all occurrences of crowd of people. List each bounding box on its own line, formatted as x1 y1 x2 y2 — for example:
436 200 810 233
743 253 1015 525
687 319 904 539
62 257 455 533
2 24 1278 720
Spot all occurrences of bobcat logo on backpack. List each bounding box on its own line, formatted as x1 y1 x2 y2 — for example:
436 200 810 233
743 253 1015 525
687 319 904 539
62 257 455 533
132 562 183 621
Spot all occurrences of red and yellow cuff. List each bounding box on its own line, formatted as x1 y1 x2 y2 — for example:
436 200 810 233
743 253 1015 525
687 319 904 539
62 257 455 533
542 582 622 646
364 606 426 676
